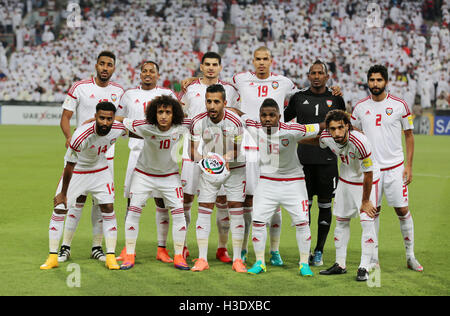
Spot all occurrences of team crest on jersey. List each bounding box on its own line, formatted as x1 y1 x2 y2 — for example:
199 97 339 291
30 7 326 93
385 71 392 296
272 81 279 89
326 100 333 107
281 138 289 147
181 180 187 187
349 152 355 159
110 138 117 145
111 94 117 102
386 107 393 116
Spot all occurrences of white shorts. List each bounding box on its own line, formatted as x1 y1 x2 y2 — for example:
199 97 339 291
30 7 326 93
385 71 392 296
198 165 246 203
333 178 379 219
253 177 309 225
181 159 226 197
377 163 409 208
57 167 115 209
56 160 114 198
129 169 183 210
243 129 260 196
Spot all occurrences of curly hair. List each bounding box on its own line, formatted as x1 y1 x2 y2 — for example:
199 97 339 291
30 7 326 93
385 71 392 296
145 95 185 126
325 109 353 130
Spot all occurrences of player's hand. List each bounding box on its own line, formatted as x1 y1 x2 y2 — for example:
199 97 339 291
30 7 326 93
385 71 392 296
54 193 67 209
330 85 343 97
403 166 413 185
181 77 197 92
360 200 377 218
226 107 244 116
65 136 72 149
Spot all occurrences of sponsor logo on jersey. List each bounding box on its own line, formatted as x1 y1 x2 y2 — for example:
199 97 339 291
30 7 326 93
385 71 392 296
365 110 371 115
110 138 117 145
272 81 279 89
326 100 333 107
111 94 118 102
181 180 187 187
195 93 201 97
281 138 289 147
386 107 393 116
90 94 96 99
135 99 140 103
303 100 309 104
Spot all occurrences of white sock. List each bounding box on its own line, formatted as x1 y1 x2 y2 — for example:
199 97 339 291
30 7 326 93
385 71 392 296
156 207 170 247
334 218 351 268
295 222 311 264
49 211 66 253
229 207 245 261
372 211 381 263
269 208 282 252
91 204 103 248
101 211 117 254
242 207 252 252
62 202 84 247
398 211 415 259
215 202 230 249
251 221 266 264
171 208 187 255
125 206 142 255
196 207 212 260
183 202 192 247
360 213 377 270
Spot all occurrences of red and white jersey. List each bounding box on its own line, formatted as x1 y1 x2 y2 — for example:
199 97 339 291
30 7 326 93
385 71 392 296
180 79 241 118
232 71 298 122
123 118 190 176
117 86 177 151
244 117 320 179
351 93 413 170
62 77 124 127
64 121 127 172
320 130 379 184
190 109 245 169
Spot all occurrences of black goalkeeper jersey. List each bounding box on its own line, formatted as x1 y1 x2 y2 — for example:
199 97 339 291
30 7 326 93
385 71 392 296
284 87 346 165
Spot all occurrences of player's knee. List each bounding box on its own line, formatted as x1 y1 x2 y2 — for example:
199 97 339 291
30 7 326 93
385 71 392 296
76 195 87 203
154 197 165 208
99 203 114 213
244 195 253 207
183 193 194 204
394 206 409 216
216 195 227 205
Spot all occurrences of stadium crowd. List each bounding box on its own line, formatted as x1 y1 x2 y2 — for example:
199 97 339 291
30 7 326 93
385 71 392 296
0 0 449 110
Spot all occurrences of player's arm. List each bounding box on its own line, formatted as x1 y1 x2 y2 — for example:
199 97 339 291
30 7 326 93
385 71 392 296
403 129 414 185
181 77 199 92
60 109 74 149
54 161 75 208
284 93 299 122
361 171 377 218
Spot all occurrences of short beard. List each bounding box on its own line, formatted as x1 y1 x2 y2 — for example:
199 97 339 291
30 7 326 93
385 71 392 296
96 125 112 136
369 86 385 96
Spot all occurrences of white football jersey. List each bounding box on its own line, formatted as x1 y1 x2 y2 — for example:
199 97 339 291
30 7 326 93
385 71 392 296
320 130 380 184
351 93 413 170
180 79 241 118
190 109 245 169
62 77 124 127
65 121 127 172
117 86 178 151
123 118 190 176
244 118 320 179
232 71 298 122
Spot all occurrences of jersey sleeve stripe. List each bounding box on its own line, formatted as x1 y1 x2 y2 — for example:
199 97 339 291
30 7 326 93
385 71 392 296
225 111 242 127
352 95 370 115
71 126 95 150
68 79 93 95
388 94 411 116
349 134 369 158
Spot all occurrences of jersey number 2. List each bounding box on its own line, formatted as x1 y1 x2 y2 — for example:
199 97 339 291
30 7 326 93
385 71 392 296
375 114 382 126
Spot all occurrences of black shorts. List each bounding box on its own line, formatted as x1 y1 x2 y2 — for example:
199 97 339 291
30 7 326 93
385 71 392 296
303 164 338 200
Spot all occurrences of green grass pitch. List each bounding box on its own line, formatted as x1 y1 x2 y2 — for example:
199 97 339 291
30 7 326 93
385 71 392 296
0 125 449 296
